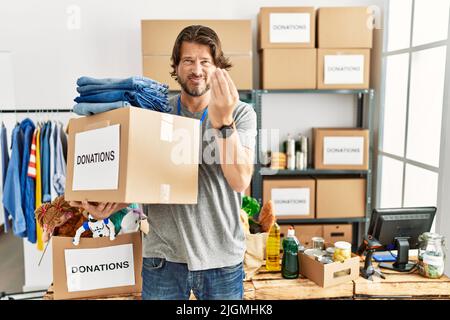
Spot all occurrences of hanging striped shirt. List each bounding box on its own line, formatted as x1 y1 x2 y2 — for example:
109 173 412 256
27 129 37 178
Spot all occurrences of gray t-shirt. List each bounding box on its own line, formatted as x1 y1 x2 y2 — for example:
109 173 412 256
143 94 257 271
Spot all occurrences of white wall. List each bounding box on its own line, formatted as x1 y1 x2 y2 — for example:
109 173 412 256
0 0 385 291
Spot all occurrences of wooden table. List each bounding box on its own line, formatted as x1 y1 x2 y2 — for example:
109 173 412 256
43 285 141 300
44 263 450 300
244 265 450 300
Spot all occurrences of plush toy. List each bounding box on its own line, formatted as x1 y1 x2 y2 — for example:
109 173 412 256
35 196 90 242
72 214 116 246
119 208 147 234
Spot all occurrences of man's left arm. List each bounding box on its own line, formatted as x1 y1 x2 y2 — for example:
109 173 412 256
208 69 257 193
216 123 255 192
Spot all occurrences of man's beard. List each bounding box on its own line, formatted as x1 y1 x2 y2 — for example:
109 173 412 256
177 75 210 97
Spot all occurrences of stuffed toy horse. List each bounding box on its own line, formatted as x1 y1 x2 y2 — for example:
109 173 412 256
119 208 147 235
72 214 115 246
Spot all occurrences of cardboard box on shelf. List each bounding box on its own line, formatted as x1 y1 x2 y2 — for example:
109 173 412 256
316 178 366 219
52 232 142 300
261 48 316 89
141 20 252 55
279 224 323 248
263 179 315 220
317 49 371 89
258 7 316 49
143 54 253 91
65 106 200 204
318 7 373 48
313 128 369 170
299 251 360 287
323 224 353 244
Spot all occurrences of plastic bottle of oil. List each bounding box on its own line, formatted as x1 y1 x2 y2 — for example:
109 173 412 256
266 222 281 271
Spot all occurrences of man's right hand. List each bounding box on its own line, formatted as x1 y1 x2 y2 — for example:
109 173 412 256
69 201 129 220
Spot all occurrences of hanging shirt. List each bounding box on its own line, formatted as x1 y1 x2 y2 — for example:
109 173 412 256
53 122 66 195
1 123 10 232
20 118 36 243
2 124 27 237
35 127 44 251
49 121 57 201
25 129 37 243
41 122 51 203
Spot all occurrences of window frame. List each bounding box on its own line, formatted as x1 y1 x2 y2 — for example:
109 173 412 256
376 0 449 210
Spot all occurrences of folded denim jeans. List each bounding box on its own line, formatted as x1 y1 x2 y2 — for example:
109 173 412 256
76 76 169 93
74 89 171 113
73 101 131 116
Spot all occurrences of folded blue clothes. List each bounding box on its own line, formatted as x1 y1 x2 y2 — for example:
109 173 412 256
74 76 171 113
73 101 131 116
74 89 171 113
76 76 169 93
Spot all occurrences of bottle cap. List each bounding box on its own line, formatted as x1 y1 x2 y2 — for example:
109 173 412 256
287 226 295 238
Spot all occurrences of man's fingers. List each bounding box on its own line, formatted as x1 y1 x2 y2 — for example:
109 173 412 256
103 202 114 214
215 69 230 97
69 201 83 208
210 71 221 100
222 69 239 99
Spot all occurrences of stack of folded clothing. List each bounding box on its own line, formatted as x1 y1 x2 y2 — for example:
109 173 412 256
73 76 171 115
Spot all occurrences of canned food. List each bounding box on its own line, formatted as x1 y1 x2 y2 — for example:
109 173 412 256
333 241 352 262
317 255 334 264
304 248 326 258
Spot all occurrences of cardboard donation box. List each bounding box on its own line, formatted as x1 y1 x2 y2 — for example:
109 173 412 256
317 49 371 90
52 232 142 299
299 251 360 288
263 179 315 219
65 106 200 203
261 48 317 89
316 178 366 219
313 128 369 170
318 7 373 48
323 224 353 244
258 7 316 49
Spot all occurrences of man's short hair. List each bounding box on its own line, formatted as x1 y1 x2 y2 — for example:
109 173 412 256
170 25 232 80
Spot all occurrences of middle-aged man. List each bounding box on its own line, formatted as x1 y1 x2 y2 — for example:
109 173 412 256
71 24 257 300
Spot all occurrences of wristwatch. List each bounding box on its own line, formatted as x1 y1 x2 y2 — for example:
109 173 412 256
218 122 235 139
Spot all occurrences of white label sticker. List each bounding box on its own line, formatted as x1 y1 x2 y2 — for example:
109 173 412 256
64 244 135 292
271 188 310 216
324 55 365 84
323 136 364 165
423 254 444 266
72 124 120 191
269 13 310 43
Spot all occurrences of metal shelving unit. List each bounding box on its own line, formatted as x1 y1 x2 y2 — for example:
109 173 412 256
250 88 376 247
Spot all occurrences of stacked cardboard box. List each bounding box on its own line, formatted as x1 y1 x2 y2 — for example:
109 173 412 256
317 7 373 89
263 178 315 219
259 7 317 89
141 20 253 90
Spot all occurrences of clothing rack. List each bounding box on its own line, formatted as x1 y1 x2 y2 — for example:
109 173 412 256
0 108 73 113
